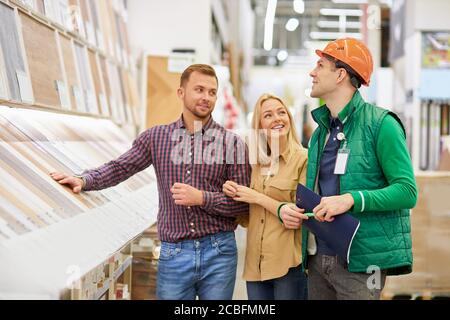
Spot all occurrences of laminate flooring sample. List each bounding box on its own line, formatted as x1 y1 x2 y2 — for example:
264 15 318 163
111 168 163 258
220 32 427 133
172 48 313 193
88 50 104 114
98 56 112 116
20 12 63 108
0 3 28 101
74 42 98 114
58 33 80 111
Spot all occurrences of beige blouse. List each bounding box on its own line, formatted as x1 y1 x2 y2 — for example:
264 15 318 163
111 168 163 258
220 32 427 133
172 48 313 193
242 145 308 282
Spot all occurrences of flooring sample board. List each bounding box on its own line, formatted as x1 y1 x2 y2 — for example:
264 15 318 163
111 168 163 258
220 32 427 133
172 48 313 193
35 0 46 15
98 56 112 116
68 0 85 36
74 42 98 114
87 0 102 48
146 56 182 128
87 50 106 115
20 12 63 108
0 47 9 99
97 0 114 56
78 0 96 45
0 3 28 102
106 61 125 122
58 33 79 111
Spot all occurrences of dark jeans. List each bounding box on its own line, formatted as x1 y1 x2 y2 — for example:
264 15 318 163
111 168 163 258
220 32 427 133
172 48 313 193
246 264 308 300
308 254 387 300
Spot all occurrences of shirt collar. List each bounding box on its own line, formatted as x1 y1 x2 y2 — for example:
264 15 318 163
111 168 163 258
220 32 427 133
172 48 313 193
176 115 216 134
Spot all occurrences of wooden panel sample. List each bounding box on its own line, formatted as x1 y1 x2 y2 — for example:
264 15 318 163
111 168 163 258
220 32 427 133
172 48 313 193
146 56 182 128
58 34 79 111
0 3 27 101
68 0 85 36
20 12 63 108
35 0 45 15
74 42 98 114
88 49 106 115
97 0 114 55
98 56 112 116
78 0 96 45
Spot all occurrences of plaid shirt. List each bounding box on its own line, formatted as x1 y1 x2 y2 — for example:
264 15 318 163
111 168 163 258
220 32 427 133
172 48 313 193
83 116 251 242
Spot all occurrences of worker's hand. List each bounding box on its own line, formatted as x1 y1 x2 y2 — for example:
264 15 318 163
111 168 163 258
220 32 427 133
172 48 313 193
50 172 84 194
171 183 203 206
280 204 309 229
313 193 354 222
223 180 240 198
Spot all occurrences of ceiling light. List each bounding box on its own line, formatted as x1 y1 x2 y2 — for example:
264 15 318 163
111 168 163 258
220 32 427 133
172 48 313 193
320 8 363 16
285 18 300 31
277 50 289 61
331 0 368 4
317 20 362 29
309 31 362 40
293 0 305 14
264 0 278 51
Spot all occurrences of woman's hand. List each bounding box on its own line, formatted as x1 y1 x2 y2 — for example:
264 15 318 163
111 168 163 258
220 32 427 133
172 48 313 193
233 186 262 204
280 204 309 229
223 180 240 198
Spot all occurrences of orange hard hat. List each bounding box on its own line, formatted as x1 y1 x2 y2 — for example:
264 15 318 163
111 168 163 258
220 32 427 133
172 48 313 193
316 38 373 86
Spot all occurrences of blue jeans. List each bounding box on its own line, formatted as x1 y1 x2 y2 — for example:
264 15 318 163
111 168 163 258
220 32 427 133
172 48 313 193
246 264 308 300
156 231 237 300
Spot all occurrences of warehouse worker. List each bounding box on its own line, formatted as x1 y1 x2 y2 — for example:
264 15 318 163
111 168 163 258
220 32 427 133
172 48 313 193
289 38 418 300
50 64 251 300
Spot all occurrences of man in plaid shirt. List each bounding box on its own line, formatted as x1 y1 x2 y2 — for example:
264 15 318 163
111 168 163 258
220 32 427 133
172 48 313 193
51 64 251 300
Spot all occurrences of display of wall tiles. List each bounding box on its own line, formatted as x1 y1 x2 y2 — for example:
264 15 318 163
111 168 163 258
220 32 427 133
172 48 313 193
20 12 64 108
0 2 28 102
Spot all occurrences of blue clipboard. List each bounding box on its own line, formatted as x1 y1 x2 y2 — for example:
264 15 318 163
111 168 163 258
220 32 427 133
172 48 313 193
296 184 360 263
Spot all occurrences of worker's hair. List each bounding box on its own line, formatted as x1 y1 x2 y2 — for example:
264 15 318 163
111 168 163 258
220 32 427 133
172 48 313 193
180 64 218 88
323 53 363 89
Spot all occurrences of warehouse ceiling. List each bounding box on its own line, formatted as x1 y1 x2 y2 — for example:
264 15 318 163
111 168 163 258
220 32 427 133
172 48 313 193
252 0 392 65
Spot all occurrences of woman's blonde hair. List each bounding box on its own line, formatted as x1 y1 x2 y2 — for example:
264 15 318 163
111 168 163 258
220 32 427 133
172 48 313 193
249 93 301 166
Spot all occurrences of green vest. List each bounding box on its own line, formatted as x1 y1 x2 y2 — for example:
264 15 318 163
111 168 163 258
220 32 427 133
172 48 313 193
302 91 412 275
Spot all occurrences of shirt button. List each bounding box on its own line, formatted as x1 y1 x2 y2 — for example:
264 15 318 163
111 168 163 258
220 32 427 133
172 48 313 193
333 138 336 141
190 222 194 226
187 206 191 210
189 152 192 156
261 219 264 224
191 229 195 233
187 171 191 175
337 127 340 130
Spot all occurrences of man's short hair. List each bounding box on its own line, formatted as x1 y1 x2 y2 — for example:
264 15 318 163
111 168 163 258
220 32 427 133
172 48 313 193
323 53 364 89
180 64 218 88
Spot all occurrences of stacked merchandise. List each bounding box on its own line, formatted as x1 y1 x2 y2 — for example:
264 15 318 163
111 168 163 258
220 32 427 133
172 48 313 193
131 223 160 300
420 100 450 171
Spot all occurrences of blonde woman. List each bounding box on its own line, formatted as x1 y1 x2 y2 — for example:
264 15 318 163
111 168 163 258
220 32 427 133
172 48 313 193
223 94 309 300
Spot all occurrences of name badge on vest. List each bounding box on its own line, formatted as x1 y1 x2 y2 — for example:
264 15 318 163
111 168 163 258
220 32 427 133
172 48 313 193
334 132 349 175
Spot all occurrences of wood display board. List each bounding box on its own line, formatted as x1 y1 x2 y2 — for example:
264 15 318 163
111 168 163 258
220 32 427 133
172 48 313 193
146 56 182 128
57 33 79 111
0 2 28 102
19 11 63 108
